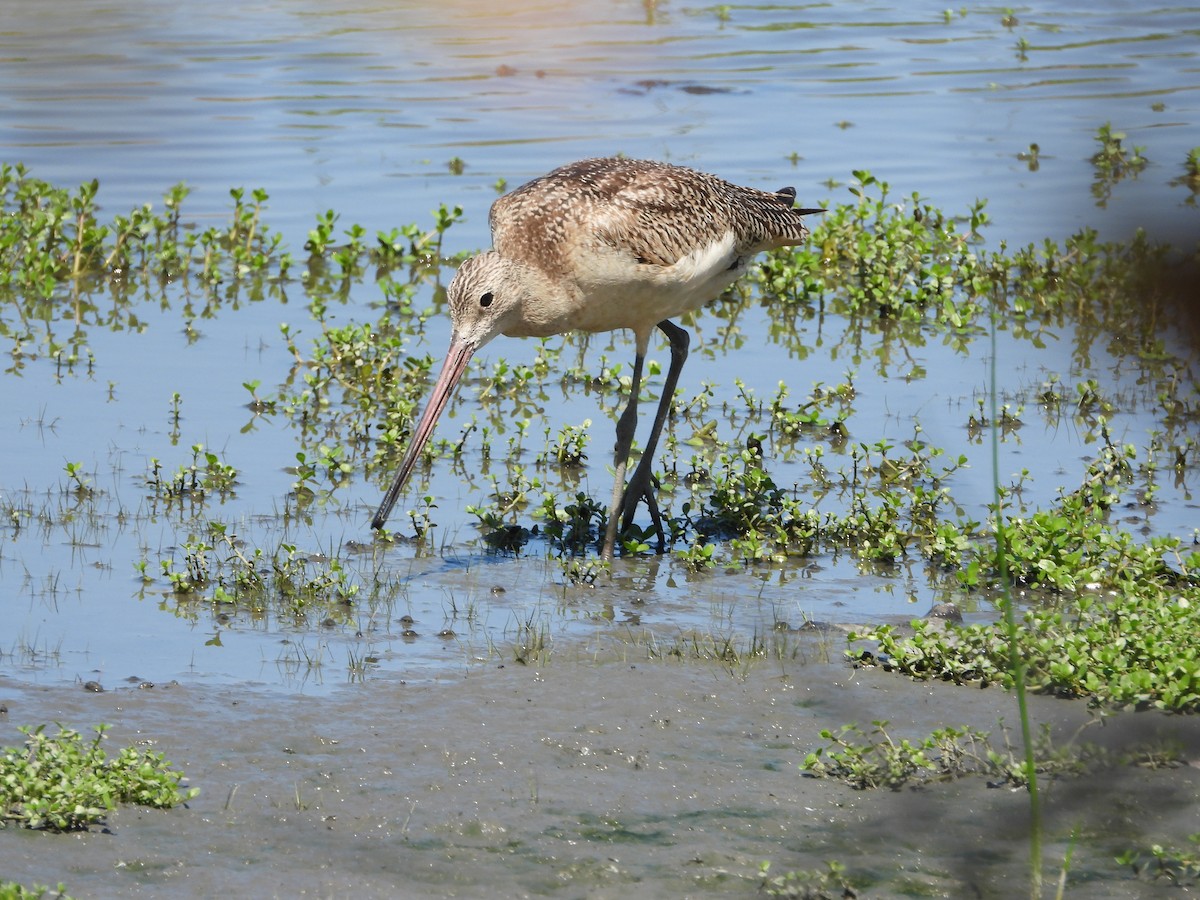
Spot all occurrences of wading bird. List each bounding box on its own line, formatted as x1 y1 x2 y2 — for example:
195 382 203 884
371 157 823 559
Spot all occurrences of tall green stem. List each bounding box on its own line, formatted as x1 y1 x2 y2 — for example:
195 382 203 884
991 307 1042 897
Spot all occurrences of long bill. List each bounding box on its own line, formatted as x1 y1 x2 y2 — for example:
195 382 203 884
371 334 476 530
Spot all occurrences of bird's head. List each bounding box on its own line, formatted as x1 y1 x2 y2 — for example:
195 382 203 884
447 250 549 349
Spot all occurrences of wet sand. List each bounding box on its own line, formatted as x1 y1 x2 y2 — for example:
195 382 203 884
2 650 1198 898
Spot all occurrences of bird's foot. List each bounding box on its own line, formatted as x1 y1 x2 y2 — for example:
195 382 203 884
618 465 666 552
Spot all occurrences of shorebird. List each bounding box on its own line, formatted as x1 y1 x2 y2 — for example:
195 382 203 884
371 157 823 559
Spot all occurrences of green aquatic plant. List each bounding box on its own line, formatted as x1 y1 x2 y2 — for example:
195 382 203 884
1089 122 1148 206
889 589 1196 711
0 884 73 900
802 720 1094 791
1171 147 1200 202
1090 122 1148 176
803 720 948 789
1185 146 1200 182
755 168 1187 371
534 490 606 556
678 433 968 569
156 523 360 617
0 724 197 831
0 164 289 295
62 461 91 496
759 859 853 899
853 503 1200 712
756 169 992 323
0 162 459 378
145 445 239 503
1117 833 1200 885
540 421 591 468
674 536 717 570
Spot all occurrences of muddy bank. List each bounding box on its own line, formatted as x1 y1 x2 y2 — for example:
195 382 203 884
2 653 1198 898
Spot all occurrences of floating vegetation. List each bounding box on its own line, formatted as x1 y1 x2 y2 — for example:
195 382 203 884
1172 146 1200 202
1089 122 1148 206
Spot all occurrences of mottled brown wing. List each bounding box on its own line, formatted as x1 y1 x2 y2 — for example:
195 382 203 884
489 157 813 272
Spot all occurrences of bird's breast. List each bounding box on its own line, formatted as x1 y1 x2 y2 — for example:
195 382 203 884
564 231 742 330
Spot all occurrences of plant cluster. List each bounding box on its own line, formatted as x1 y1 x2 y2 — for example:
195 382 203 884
1118 833 1200 885
850 457 1200 712
753 168 1189 383
145 445 239 503
802 720 1104 791
0 724 197 831
0 165 287 303
1173 147 1200 201
1089 122 1148 205
859 580 1199 712
755 170 993 324
157 523 359 621
0 162 461 377
759 859 852 899
683 436 969 566
0 884 73 900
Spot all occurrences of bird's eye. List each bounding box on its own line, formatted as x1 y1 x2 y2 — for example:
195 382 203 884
480 292 494 308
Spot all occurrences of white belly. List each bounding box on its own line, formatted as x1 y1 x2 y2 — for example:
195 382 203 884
565 231 743 336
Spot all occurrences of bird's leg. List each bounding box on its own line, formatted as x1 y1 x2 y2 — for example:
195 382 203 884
601 350 646 561
620 320 689 551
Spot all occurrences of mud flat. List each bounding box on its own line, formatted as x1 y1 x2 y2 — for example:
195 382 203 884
3 648 1198 898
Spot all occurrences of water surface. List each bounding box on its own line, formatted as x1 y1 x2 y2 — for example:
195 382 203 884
1 0 1197 687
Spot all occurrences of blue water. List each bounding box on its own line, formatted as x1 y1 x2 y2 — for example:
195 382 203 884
1 0 1197 691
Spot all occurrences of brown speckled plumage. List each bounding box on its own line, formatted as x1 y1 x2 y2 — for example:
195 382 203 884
491 157 813 273
372 157 823 559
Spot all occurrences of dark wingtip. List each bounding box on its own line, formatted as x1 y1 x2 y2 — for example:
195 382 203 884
774 187 824 217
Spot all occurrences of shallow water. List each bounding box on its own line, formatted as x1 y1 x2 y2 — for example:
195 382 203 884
2 0 1197 691
6 1 1198 247
1 4 1199 893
